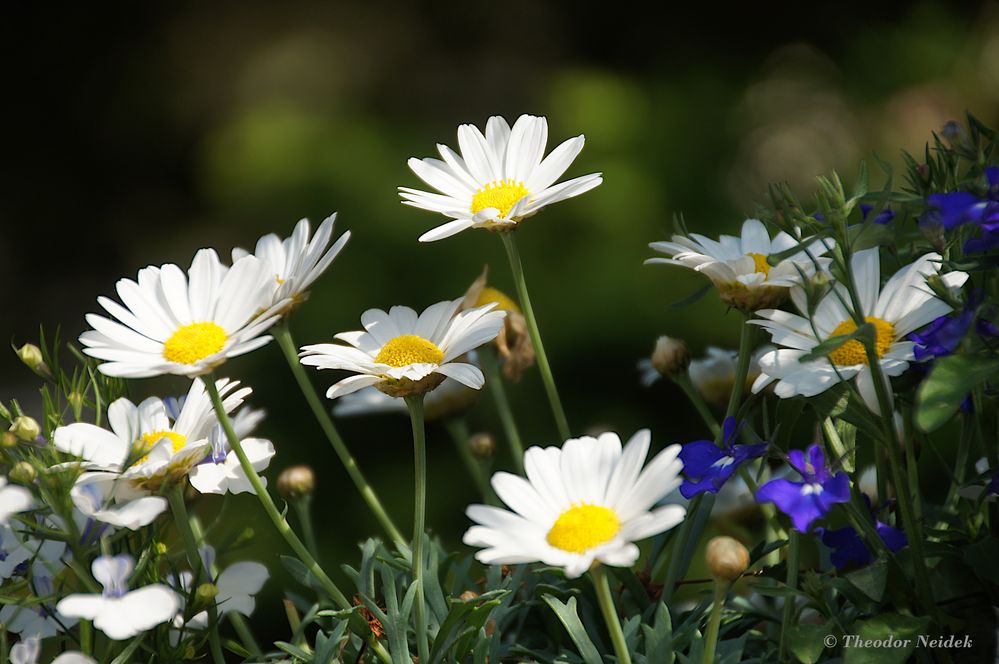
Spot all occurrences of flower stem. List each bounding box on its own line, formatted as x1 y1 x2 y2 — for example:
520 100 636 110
167 486 225 664
500 232 571 440
292 496 320 560
703 579 729 664
721 315 754 440
404 394 430 664
273 323 406 550
200 375 392 664
778 530 800 661
443 418 495 502
671 374 720 437
590 565 632 664
480 347 526 472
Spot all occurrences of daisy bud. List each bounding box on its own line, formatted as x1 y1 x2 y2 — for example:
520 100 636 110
459 590 479 601
706 536 750 582
9 416 40 442
16 344 49 377
469 432 495 459
277 465 315 500
9 461 36 485
650 336 690 378
1 432 17 448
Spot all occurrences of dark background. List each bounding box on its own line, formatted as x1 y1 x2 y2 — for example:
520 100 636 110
3 0 999 648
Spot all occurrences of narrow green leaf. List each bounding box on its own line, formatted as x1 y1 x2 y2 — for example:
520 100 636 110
541 594 603 664
915 355 999 432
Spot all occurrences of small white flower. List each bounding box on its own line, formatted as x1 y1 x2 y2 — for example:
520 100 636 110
647 219 832 310
56 554 180 641
189 426 275 496
301 300 505 399
401 114 603 242
232 213 350 314
0 527 66 580
9 637 39 664
80 250 285 378
463 430 686 578
70 473 167 530
53 378 250 490
752 249 969 412
0 477 32 524
1 575 76 639
171 546 268 635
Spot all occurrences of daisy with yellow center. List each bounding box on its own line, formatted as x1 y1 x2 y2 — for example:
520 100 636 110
463 430 686 578
299 299 506 399
400 114 603 242
80 249 286 378
751 249 969 412
646 218 833 311
53 378 251 498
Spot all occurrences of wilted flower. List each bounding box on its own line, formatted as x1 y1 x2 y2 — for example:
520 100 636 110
462 267 535 381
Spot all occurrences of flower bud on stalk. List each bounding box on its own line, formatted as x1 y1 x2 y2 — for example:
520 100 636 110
16 344 50 377
461 267 535 381
10 461 36 484
1 432 17 448
9 416 40 442
277 465 315 500
706 536 750 582
195 583 219 607
649 336 690 378
469 432 495 459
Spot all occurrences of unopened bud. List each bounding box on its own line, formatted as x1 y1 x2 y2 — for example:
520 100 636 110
706 536 750 582
16 344 49 376
9 462 36 484
9 416 40 442
68 392 85 416
154 541 168 556
459 590 479 601
195 583 219 605
650 336 690 377
1 432 17 448
233 527 255 548
277 465 315 500
469 432 495 459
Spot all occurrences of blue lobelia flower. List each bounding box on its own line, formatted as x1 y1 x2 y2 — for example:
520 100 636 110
819 520 907 569
678 417 767 499
756 444 850 532
925 165 999 252
859 203 895 225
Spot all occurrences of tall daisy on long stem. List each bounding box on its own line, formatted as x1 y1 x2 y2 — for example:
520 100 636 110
403 114 600 440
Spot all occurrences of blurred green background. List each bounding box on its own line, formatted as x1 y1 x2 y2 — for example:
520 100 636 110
4 0 999 646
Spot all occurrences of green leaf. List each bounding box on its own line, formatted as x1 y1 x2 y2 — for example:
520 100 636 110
843 613 930 664
962 538 999 585
429 589 507 664
109 634 146 664
642 602 674 664
915 355 999 432
280 555 325 593
786 623 833 664
275 641 313 660
845 557 888 602
541 594 603 664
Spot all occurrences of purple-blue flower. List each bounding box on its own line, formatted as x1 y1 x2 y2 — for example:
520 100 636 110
925 166 999 252
910 304 975 361
756 444 850 532
819 521 907 569
859 203 895 225
678 417 767 499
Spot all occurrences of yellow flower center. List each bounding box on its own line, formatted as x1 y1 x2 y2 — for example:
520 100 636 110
470 180 530 218
134 430 188 464
374 335 444 368
162 322 227 365
546 504 621 553
474 286 520 313
827 316 896 366
747 252 771 275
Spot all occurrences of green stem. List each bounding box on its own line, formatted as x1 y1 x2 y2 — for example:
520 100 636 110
274 323 406 549
945 414 973 512
229 613 262 661
167 487 225 664
480 346 526 472
778 531 800 661
293 496 320 560
721 315 754 439
80 620 92 656
405 394 430 663
703 580 728 664
590 565 632 664
443 418 494 502
500 232 571 440
200 375 392 664
671 374 720 437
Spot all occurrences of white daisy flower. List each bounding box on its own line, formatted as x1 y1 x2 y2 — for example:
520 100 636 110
56 554 180 640
232 213 350 314
80 249 285 378
0 477 33 524
463 430 686 578
300 300 506 398
53 379 250 491
401 114 603 242
646 219 833 311
752 249 969 412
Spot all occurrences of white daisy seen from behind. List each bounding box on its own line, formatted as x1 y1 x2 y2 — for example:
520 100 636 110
752 249 969 412
232 213 350 315
401 114 603 241
80 249 285 378
463 430 686 578
647 219 832 311
300 299 505 398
